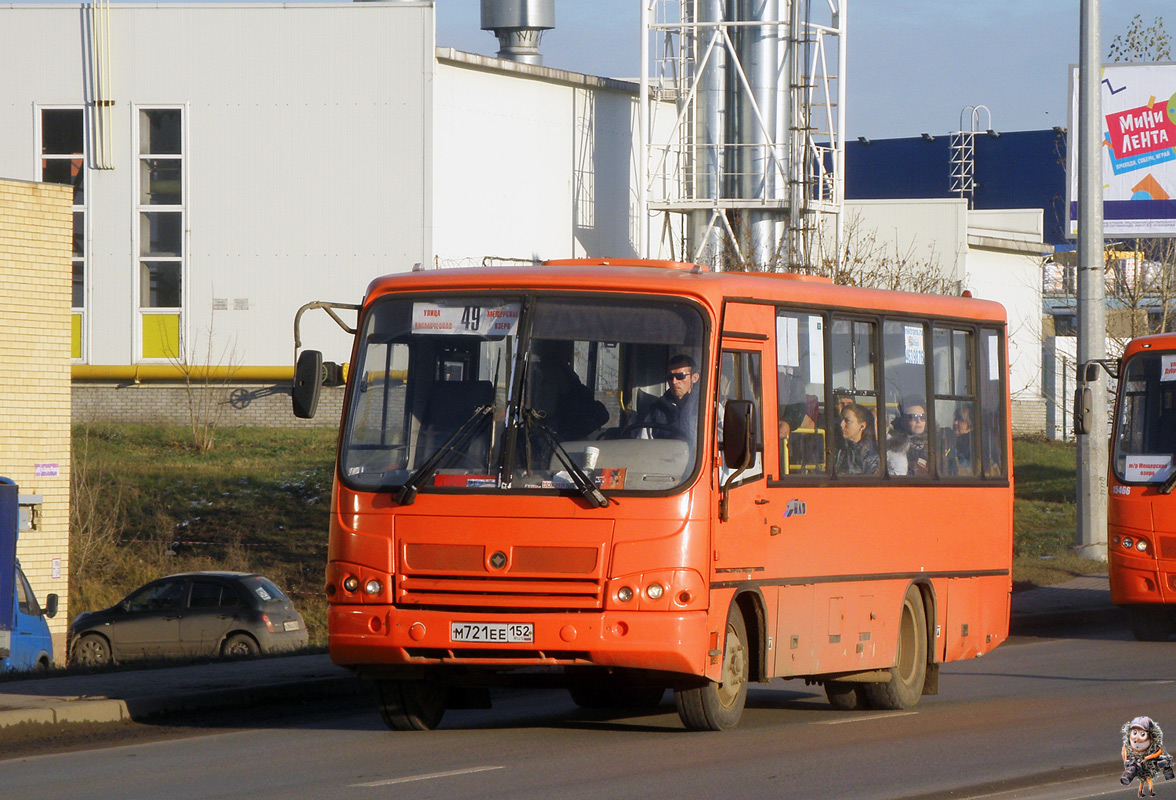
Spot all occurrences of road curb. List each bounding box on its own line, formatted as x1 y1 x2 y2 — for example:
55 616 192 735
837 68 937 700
0 675 366 729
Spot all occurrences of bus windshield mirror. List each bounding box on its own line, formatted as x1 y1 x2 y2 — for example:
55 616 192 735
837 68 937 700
396 405 493 505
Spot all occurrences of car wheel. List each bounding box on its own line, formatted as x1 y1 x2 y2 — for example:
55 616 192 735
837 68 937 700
73 634 111 668
222 633 260 658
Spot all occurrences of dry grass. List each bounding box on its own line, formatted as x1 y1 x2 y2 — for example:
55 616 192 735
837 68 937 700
69 424 337 646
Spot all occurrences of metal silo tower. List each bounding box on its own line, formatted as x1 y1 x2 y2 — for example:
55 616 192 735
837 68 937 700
640 0 846 272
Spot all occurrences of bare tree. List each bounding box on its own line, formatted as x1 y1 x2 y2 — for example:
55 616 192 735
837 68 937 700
723 212 963 295
170 319 240 454
1107 14 1171 62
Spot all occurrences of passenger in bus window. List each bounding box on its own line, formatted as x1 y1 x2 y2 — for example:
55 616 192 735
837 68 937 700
834 403 879 476
944 403 974 476
635 354 700 444
777 369 818 438
888 396 929 476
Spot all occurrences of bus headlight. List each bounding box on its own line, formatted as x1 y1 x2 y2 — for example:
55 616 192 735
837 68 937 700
1136 539 1149 553
1122 537 1135 550
343 576 360 593
617 586 634 602
646 583 664 600
364 579 383 595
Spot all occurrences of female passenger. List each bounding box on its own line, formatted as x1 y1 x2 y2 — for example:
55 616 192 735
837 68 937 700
835 403 880 476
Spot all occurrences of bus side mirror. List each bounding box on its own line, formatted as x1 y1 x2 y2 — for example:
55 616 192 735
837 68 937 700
292 350 323 419
44 593 58 619
722 400 755 471
1083 362 1101 383
1074 385 1093 436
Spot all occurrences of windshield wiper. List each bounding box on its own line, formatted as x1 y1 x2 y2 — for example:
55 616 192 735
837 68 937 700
1160 465 1176 495
396 405 493 505
521 407 610 508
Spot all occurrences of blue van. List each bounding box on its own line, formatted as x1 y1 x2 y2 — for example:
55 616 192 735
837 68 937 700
1 561 57 671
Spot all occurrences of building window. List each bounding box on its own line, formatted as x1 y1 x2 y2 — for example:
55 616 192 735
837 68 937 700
137 108 184 360
39 108 86 360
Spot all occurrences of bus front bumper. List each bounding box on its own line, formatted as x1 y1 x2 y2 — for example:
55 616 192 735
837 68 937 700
328 605 710 677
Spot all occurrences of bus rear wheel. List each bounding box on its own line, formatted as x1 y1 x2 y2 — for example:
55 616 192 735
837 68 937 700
824 680 868 710
375 679 446 731
674 608 749 731
862 586 927 710
1128 606 1174 641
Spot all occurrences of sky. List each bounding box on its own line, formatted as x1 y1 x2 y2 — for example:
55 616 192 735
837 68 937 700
434 0 1175 139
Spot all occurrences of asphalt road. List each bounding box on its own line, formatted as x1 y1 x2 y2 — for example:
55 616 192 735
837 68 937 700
2 620 1173 800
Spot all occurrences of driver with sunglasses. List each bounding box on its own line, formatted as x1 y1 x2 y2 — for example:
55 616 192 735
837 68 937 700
635 354 700 445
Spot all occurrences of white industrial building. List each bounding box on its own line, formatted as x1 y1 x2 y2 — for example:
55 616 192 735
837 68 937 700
0 1 1049 432
0 1 658 423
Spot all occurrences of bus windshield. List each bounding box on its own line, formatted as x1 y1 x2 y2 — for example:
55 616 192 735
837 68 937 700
1113 351 1176 484
339 293 707 495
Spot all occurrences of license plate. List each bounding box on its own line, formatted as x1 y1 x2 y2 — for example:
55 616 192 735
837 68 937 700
450 622 533 643
283 620 301 632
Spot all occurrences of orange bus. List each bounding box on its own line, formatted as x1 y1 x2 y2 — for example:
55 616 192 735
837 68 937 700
1104 333 1176 640
293 259 1013 731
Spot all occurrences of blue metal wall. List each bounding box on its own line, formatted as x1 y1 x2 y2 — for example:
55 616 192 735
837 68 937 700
845 129 1069 245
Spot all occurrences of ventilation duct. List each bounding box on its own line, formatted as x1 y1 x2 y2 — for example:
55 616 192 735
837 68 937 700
480 0 555 66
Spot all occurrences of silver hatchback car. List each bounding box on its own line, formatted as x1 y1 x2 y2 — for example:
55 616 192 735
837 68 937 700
70 571 308 666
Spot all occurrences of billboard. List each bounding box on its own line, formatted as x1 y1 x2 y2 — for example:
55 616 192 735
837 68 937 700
1067 62 1176 237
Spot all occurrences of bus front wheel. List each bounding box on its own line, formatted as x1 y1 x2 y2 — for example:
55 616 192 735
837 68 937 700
375 679 446 731
862 586 927 710
1128 606 1174 641
674 608 749 731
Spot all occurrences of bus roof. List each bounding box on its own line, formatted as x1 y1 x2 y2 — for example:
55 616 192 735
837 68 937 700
362 260 1007 325
1122 332 1176 359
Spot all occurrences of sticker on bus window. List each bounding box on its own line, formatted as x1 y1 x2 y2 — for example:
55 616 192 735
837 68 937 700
987 333 1000 380
778 315 800 368
904 325 924 365
1162 354 1176 381
1124 455 1173 482
411 301 520 337
808 316 824 384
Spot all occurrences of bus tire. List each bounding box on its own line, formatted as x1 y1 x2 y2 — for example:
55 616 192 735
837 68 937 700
824 680 868 710
674 608 749 731
1128 606 1174 641
375 679 446 731
862 586 927 710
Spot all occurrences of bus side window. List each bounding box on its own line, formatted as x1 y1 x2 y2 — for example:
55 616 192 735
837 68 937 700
979 329 1006 477
776 311 826 476
932 327 977 478
720 349 764 483
829 317 879 477
881 320 930 477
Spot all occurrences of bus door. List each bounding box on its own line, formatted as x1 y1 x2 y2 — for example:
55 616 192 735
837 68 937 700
714 302 775 608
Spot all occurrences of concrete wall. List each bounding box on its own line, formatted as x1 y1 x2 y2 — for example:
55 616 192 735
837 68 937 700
72 383 344 428
0 178 73 657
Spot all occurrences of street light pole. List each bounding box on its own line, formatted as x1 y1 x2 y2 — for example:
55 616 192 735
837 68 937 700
1076 0 1108 560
